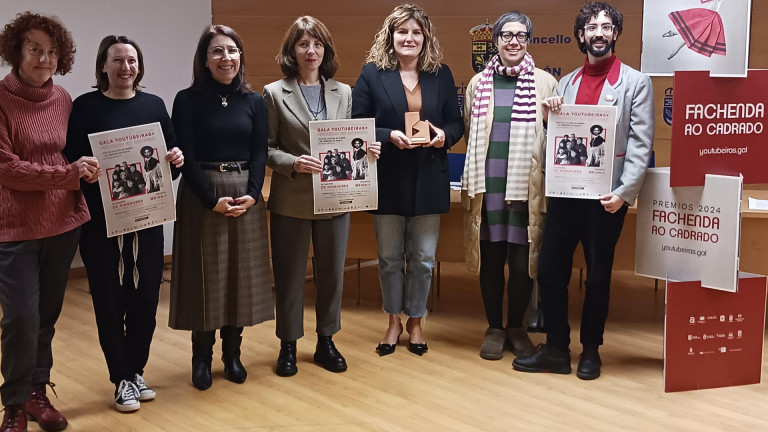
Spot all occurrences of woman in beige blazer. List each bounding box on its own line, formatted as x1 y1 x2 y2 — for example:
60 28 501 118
264 16 379 377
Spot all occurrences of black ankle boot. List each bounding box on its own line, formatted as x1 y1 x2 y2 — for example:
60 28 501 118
314 335 347 372
276 340 298 377
191 330 215 390
221 326 247 384
577 344 602 380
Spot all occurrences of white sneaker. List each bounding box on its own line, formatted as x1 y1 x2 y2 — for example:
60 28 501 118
115 379 140 412
133 374 156 401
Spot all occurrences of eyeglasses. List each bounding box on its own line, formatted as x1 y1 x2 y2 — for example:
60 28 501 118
584 24 615 35
208 47 241 59
499 31 530 44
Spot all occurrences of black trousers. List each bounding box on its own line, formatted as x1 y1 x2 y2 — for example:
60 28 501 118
537 198 627 350
0 228 80 406
79 221 163 384
478 241 532 329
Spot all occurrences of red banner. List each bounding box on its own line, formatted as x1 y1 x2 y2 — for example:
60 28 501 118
664 274 766 392
670 70 768 186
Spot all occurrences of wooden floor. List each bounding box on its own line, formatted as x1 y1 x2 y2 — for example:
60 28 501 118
6 263 768 431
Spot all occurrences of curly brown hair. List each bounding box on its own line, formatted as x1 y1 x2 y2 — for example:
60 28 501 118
365 4 442 73
573 2 623 55
0 11 76 75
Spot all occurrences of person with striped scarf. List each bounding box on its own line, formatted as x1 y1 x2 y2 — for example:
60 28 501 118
461 10 557 362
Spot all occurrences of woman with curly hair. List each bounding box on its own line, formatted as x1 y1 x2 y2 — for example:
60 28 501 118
0 11 99 432
352 4 463 357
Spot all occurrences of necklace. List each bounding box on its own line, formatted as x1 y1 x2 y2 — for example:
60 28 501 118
298 81 325 120
217 93 229 107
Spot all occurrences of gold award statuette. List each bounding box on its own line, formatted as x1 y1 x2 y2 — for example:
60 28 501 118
405 111 430 144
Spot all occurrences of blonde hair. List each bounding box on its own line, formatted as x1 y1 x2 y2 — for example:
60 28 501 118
364 4 442 73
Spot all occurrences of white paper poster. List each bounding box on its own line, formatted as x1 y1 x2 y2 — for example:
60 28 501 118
635 168 742 292
310 118 378 214
88 122 176 237
545 104 616 199
641 0 752 77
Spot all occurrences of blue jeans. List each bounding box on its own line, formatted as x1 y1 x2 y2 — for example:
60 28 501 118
373 214 440 317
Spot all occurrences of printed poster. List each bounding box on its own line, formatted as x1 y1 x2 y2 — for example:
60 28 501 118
641 0 752 77
669 70 768 187
635 168 741 292
88 122 176 237
664 273 766 392
310 118 378 214
545 104 616 199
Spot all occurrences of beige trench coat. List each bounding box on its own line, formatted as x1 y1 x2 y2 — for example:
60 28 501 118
461 67 557 278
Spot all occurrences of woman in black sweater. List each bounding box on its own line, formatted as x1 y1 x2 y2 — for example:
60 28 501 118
64 35 184 412
168 25 273 391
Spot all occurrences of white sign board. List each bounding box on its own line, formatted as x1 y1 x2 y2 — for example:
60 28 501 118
636 168 742 292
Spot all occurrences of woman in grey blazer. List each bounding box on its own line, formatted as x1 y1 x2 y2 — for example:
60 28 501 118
264 16 380 377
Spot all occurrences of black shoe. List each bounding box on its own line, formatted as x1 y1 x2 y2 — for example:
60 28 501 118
221 326 247 384
407 341 428 356
222 356 247 384
512 344 571 374
577 347 602 380
276 341 298 377
314 335 347 372
191 358 212 390
375 342 397 356
191 330 215 390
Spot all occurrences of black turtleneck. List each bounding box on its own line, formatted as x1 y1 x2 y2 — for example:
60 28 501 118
171 81 268 209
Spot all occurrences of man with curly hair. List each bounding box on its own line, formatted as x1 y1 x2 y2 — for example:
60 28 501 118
513 2 654 380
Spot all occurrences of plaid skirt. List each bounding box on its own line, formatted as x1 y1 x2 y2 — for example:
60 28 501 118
169 169 273 331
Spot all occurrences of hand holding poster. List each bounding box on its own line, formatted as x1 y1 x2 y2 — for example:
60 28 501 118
310 118 378 214
88 122 176 237
545 105 617 198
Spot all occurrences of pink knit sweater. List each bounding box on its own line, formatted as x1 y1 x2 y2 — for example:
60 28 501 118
0 71 89 241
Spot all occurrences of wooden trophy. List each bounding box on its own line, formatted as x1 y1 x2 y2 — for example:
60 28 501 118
405 111 430 144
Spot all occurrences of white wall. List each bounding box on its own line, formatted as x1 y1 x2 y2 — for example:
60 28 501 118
1 0 211 262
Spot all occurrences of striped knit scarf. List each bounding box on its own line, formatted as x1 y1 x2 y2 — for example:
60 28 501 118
462 53 537 202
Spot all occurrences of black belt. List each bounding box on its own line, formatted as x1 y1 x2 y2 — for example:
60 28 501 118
200 162 249 172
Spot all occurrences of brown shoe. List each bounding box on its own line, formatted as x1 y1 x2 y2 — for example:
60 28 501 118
24 383 68 431
1 405 26 432
505 327 536 358
480 328 506 360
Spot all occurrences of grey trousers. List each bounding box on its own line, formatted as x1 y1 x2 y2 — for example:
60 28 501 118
270 213 349 341
0 228 80 406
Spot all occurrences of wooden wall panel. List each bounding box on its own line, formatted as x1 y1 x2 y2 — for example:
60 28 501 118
213 0 767 167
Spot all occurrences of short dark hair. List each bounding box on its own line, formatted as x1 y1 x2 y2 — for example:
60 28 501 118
277 16 339 79
192 25 251 93
492 10 533 46
0 11 75 75
94 35 145 92
574 2 623 54
591 124 604 134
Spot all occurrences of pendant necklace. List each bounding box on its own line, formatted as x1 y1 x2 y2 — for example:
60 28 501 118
217 93 229 107
299 81 325 121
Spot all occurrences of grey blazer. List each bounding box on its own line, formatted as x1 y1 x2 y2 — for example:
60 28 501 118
264 77 352 219
558 61 654 204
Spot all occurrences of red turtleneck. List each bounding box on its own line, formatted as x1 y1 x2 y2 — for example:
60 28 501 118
575 54 618 105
